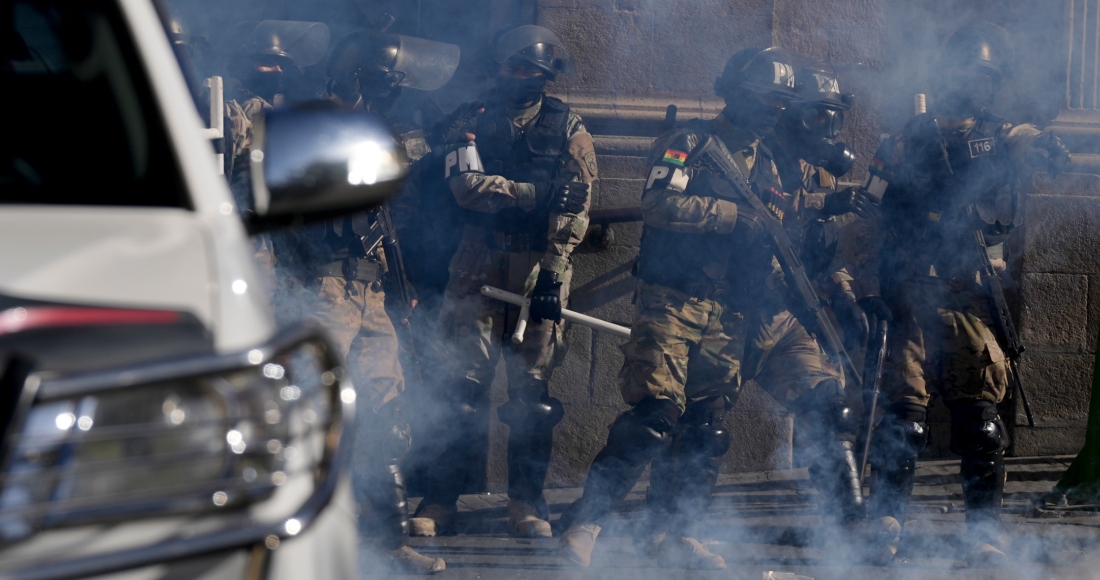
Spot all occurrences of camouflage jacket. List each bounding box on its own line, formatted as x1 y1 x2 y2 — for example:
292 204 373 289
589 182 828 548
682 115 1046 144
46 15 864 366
870 111 1041 286
447 96 597 276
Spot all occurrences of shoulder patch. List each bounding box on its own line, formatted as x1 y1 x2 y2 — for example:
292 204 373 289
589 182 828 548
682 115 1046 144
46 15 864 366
662 149 688 166
584 151 599 177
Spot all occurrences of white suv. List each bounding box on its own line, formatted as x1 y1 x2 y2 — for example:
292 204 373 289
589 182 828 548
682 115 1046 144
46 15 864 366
0 0 406 577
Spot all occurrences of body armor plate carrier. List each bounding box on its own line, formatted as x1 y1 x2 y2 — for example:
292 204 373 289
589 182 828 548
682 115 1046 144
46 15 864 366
462 96 572 252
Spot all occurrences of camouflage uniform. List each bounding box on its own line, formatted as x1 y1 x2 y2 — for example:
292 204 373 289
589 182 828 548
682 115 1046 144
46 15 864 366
866 111 1045 549
620 115 793 411
417 95 596 516
742 158 847 407
568 114 783 546
872 116 1040 410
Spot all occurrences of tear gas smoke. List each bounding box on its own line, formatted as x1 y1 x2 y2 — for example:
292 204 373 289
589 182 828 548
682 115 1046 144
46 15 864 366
161 0 1099 576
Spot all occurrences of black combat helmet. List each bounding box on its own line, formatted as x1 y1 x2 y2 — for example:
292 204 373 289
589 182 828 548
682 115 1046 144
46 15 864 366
230 20 328 103
939 21 1013 82
327 30 459 98
492 25 574 80
933 21 1012 117
716 47 800 135
780 62 856 176
714 47 800 101
244 20 329 67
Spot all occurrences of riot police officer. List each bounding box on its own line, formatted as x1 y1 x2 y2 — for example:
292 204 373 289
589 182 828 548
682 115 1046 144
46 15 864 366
272 30 460 575
224 20 329 208
409 25 597 540
867 22 1069 565
757 60 901 560
558 47 802 570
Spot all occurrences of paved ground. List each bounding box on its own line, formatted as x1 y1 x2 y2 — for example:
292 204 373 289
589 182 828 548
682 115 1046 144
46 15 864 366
362 456 1100 579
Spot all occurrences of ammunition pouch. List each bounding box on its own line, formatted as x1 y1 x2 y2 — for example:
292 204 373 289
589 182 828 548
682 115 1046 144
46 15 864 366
639 274 735 302
316 257 384 282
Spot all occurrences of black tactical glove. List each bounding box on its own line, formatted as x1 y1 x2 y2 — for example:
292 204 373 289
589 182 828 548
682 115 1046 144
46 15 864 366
822 187 880 219
529 269 563 323
858 295 892 323
535 180 590 214
832 291 869 350
733 201 768 244
1029 131 1071 178
428 101 486 148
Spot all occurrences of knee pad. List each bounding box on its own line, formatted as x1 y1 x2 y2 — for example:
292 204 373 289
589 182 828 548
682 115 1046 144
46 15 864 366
498 396 565 430
679 397 731 458
795 380 858 441
380 421 413 462
605 398 680 461
873 403 929 461
950 401 1008 457
680 423 731 458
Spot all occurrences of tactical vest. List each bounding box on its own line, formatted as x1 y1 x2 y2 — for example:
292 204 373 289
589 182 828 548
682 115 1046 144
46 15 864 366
881 111 1016 285
635 119 782 301
462 96 572 249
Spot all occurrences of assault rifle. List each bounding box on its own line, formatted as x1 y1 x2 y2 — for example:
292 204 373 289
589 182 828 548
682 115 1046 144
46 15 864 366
686 135 861 387
912 116 1036 428
968 205 1036 428
362 205 424 384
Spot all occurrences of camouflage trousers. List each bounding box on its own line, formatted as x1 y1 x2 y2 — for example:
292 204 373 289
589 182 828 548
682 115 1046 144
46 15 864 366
619 282 841 413
619 281 748 412
743 308 844 405
307 277 405 411
300 276 408 532
883 276 1009 408
439 239 570 398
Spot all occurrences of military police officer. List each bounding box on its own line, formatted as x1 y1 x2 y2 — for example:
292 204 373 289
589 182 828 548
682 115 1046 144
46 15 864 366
410 25 597 539
867 22 1069 565
558 47 802 570
273 30 460 574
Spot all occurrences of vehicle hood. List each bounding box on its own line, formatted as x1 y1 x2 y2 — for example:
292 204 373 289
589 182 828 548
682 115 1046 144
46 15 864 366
0 206 217 330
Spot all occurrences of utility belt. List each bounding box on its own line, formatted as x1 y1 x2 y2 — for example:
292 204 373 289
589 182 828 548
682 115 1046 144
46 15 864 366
315 257 384 282
464 224 548 253
638 272 736 302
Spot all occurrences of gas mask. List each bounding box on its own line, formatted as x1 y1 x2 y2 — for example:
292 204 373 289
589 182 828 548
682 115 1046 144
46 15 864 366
497 75 547 106
246 70 282 104
780 104 855 177
936 67 997 118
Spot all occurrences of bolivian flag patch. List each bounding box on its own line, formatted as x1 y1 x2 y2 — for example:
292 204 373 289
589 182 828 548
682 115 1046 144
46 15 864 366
870 157 885 172
662 149 688 166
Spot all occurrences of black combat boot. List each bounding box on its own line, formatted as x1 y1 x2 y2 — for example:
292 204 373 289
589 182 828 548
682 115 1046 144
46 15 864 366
361 406 446 574
559 398 680 568
498 380 564 538
951 401 1009 567
868 403 929 523
410 378 482 537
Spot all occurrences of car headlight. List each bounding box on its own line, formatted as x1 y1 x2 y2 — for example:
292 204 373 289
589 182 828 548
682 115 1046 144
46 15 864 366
0 324 353 575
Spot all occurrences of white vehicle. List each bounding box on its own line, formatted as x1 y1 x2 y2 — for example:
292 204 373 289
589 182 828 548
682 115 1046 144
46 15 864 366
0 0 406 578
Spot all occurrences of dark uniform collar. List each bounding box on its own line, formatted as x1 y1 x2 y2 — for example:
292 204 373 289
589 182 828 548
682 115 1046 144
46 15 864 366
710 112 759 152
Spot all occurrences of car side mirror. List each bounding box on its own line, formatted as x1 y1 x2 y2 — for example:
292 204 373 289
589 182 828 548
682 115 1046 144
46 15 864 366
246 108 408 234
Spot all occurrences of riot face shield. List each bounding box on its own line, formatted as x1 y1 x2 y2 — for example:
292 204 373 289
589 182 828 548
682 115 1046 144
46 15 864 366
246 20 330 67
391 35 460 91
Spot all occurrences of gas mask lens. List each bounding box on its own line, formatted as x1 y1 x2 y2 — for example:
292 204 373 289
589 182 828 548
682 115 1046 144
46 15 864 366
799 106 844 139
